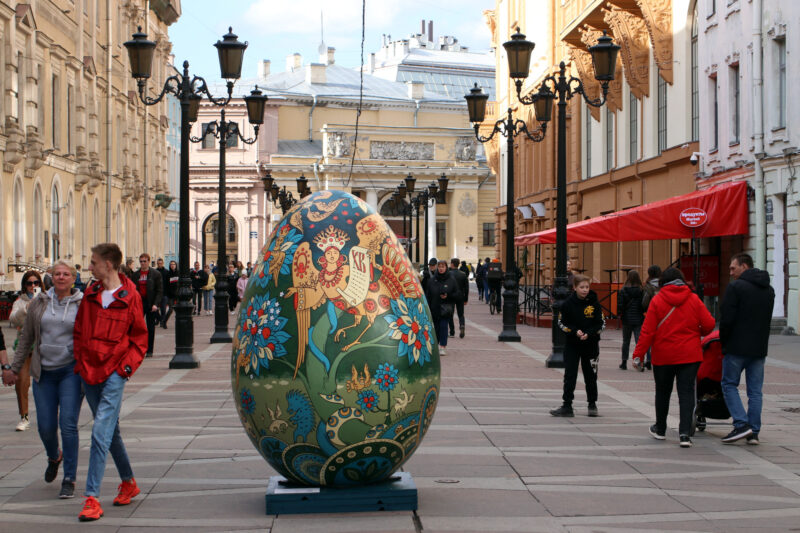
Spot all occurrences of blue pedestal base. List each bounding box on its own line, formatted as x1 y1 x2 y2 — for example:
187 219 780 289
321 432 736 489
265 472 418 515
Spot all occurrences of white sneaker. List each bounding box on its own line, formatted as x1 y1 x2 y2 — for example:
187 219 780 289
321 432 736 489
207 310 212 315
439 347 447 356
15 416 30 431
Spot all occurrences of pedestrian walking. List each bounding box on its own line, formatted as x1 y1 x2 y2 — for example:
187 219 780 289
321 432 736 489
190 261 207 315
237 271 248 301
130 254 162 358
120 259 135 280
486 259 503 310
551 275 604 418
640 264 662 369
421 258 437 297
617 270 645 370
161 260 179 328
202 265 216 316
449 258 468 338
6 270 43 431
73 243 147 521
3 261 84 499
155 258 168 324
74 265 85 292
719 253 775 445
475 259 487 302
425 260 459 357
632 267 715 448
226 264 240 314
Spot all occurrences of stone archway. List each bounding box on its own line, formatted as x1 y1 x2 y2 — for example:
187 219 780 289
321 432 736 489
202 213 238 268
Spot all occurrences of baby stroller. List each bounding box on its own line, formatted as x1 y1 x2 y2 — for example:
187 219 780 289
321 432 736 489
695 330 730 431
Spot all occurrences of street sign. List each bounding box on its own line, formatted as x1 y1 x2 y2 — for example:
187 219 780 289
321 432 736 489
250 231 258 238
679 207 707 228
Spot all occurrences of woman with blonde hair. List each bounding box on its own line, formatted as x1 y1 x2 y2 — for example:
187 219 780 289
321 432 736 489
2 261 84 498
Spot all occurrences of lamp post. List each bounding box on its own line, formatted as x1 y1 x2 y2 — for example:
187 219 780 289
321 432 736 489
466 29 619 353
193 87 267 344
125 26 248 368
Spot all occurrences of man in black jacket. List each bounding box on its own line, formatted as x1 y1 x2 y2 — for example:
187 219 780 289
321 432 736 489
719 253 774 445
449 258 469 338
131 253 163 358
190 261 208 315
155 258 169 326
421 258 437 298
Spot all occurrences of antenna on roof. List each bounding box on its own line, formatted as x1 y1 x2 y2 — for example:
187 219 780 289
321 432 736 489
318 11 326 56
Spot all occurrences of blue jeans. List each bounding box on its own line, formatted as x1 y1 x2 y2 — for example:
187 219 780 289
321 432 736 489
203 289 214 311
477 280 486 301
436 317 450 347
82 372 134 497
32 362 82 482
721 354 765 434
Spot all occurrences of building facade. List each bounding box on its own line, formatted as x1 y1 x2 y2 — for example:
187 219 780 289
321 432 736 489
486 0 701 305
696 0 799 331
0 0 180 289
189 38 496 269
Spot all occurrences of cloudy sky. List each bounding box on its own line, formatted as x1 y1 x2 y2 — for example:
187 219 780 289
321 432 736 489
169 0 494 81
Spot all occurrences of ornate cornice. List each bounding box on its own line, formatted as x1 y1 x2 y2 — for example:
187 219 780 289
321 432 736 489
568 45 601 121
636 0 673 84
603 5 650 99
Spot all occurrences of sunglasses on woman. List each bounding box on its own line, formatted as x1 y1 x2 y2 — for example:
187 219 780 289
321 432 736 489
25 280 41 286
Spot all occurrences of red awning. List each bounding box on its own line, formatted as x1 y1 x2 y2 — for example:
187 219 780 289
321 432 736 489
515 181 748 246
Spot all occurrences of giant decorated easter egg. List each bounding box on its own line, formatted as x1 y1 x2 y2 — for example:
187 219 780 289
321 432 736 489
232 189 440 487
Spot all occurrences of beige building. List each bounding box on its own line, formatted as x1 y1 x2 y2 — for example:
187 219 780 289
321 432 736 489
0 0 180 288
189 42 497 268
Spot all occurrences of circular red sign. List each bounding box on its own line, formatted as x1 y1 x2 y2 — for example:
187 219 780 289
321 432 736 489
680 207 708 228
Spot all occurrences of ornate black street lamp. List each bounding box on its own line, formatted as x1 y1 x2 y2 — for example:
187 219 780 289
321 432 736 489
193 87 267 344
465 28 618 352
125 26 248 368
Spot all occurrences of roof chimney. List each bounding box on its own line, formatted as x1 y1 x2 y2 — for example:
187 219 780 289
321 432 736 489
306 63 326 84
368 52 376 74
326 47 335 65
421 19 426 35
259 59 270 78
286 53 302 72
428 20 433 43
407 81 424 100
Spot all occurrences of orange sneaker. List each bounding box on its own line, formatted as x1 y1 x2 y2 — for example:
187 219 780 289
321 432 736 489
78 496 104 521
113 478 141 506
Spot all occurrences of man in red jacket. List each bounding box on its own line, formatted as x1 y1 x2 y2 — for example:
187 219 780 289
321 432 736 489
73 243 147 522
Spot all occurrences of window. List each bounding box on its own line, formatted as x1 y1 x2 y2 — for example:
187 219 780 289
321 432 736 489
226 127 239 148
657 76 667 154
585 104 592 177
33 185 43 259
691 7 699 141
51 185 60 259
436 221 446 244
201 123 215 149
605 107 614 171
629 92 638 164
731 65 740 144
777 38 786 128
711 75 719 150
13 180 24 258
67 84 74 154
52 74 60 149
483 223 495 246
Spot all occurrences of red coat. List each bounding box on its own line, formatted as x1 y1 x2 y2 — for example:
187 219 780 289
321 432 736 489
632 283 715 366
73 275 148 385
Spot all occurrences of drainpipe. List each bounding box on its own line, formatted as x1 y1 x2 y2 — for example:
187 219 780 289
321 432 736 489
413 99 420 127
308 95 317 141
105 0 113 241
753 0 766 269
312 155 324 190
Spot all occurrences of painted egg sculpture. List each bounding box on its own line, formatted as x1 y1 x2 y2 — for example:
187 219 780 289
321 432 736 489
232 189 440 487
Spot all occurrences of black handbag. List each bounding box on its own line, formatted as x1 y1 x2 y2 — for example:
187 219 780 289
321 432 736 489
440 302 454 319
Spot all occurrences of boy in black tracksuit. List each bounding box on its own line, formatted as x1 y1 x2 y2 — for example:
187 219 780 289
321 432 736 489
551 275 605 417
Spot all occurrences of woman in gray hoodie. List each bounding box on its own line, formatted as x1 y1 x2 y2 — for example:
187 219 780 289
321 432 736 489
3 261 83 499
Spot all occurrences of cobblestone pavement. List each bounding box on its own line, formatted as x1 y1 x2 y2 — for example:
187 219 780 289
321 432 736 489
1 291 799 532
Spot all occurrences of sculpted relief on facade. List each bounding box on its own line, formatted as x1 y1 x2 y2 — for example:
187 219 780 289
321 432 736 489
370 141 434 160
327 132 352 158
603 5 651 99
455 137 477 161
579 27 623 115
636 0 673 84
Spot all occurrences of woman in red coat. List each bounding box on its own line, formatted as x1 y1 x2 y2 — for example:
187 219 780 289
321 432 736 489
632 267 715 448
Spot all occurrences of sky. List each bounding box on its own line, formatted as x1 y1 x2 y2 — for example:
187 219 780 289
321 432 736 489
169 0 495 82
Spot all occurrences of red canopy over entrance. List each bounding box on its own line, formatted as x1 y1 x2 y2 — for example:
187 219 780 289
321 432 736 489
515 181 748 246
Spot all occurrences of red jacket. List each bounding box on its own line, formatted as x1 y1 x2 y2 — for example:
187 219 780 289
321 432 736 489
632 282 715 366
73 276 148 385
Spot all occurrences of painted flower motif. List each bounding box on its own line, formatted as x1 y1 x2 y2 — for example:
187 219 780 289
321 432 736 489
236 293 291 375
240 388 256 414
356 389 379 412
374 363 399 392
383 297 433 367
253 223 304 288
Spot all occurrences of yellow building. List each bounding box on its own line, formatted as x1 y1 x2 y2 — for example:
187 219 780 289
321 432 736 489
0 0 180 288
190 43 497 268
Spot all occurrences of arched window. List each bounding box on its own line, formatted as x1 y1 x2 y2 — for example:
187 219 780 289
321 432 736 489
50 182 61 259
379 197 409 217
33 184 43 260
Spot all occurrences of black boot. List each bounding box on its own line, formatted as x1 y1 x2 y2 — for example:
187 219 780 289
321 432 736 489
550 404 574 417
459 325 465 338
619 360 627 370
